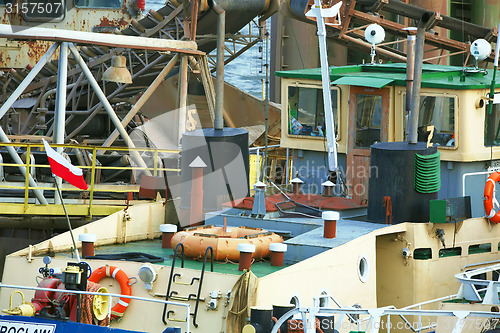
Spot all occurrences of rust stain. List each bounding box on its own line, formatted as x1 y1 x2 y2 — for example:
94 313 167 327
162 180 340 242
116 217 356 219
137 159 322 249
25 41 51 66
223 193 365 212
97 16 124 28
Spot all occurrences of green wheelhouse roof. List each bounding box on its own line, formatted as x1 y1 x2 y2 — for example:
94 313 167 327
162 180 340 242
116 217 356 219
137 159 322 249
332 76 395 88
275 63 500 90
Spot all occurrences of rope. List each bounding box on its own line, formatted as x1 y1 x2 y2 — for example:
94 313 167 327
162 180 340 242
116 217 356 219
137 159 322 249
414 151 441 193
272 316 281 333
81 281 110 327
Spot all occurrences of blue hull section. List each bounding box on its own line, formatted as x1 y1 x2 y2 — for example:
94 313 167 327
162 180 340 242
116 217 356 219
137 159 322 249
0 315 140 333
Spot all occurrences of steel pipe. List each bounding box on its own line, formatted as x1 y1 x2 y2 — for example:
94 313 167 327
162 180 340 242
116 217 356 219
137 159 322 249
54 42 68 150
53 42 69 204
68 43 151 176
405 34 415 140
408 13 431 144
213 1 225 130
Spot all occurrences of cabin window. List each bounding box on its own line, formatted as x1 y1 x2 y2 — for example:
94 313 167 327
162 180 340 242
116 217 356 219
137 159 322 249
355 94 382 148
0 0 14 5
403 94 456 147
417 95 456 147
74 0 122 8
485 104 500 146
287 86 339 137
468 243 491 255
21 0 65 21
413 248 432 260
439 247 462 258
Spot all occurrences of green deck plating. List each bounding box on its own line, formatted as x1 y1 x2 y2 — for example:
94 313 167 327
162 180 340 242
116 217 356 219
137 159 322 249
55 239 288 278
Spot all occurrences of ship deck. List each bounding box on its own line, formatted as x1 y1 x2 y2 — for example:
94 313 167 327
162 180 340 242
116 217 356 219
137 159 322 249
53 239 289 278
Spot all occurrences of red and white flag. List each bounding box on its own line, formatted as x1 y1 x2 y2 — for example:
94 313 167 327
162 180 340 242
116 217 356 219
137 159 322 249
42 138 88 190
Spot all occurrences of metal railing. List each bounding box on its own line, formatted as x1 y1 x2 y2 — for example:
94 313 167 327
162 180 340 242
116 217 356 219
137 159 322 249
0 142 180 216
274 299 500 333
314 292 464 333
455 263 500 304
0 282 190 332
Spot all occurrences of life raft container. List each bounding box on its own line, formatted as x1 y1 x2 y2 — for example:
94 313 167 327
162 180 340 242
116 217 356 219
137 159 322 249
484 172 500 223
170 225 283 262
88 265 131 319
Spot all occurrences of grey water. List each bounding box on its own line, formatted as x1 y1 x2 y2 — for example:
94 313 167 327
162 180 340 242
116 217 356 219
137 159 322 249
145 0 268 98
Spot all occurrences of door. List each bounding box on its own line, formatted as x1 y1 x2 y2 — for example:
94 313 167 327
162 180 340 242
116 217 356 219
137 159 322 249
347 86 390 204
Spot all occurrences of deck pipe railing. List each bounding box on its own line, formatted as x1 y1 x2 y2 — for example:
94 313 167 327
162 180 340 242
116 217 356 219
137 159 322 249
0 142 180 216
0 282 191 332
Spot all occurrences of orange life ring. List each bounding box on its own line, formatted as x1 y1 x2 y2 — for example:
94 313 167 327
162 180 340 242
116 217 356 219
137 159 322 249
484 172 500 223
88 265 131 319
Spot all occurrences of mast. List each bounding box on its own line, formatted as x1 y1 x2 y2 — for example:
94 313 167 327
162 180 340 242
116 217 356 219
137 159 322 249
307 0 341 172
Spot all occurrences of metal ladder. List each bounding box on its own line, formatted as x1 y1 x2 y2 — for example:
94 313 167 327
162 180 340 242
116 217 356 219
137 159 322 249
162 243 214 328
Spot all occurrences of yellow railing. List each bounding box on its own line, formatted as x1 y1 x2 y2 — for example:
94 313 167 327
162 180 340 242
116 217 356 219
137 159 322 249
0 142 180 217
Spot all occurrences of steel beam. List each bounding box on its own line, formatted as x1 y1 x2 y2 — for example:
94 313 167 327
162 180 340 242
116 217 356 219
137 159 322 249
68 43 151 176
101 54 180 148
0 24 200 54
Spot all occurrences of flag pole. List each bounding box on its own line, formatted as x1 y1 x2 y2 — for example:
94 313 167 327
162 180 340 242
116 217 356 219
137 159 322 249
54 176 81 263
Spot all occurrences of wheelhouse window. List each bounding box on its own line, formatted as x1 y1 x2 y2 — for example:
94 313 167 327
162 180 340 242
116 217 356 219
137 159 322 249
403 94 456 147
287 86 339 137
417 95 456 147
355 94 382 148
21 0 65 21
74 0 122 8
485 104 500 146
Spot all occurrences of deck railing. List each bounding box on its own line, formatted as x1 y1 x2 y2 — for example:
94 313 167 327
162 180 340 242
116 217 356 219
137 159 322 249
275 299 500 333
0 142 180 217
0 282 190 332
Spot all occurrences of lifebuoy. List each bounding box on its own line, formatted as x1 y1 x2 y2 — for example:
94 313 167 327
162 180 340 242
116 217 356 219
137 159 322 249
88 265 131 319
484 172 500 223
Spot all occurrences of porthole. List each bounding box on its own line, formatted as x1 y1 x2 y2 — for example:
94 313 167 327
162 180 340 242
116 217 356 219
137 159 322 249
358 255 370 283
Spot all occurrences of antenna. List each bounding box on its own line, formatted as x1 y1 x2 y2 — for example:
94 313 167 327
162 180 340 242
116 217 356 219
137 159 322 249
365 24 385 64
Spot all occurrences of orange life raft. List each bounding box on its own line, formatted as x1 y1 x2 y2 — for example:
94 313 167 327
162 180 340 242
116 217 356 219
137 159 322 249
170 225 283 261
484 172 500 223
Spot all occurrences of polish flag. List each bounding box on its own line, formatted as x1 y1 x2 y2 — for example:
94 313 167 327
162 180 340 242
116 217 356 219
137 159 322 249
42 138 88 190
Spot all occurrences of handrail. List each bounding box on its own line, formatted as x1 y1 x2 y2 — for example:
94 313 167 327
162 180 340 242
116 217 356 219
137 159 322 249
271 305 500 333
0 142 181 216
462 170 495 197
316 291 462 333
163 243 185 325
0 282 190 332
454 263 500 303
192 246 214 328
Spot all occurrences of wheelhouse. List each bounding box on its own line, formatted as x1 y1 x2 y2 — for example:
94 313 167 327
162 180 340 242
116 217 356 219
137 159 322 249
277 63 500 217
